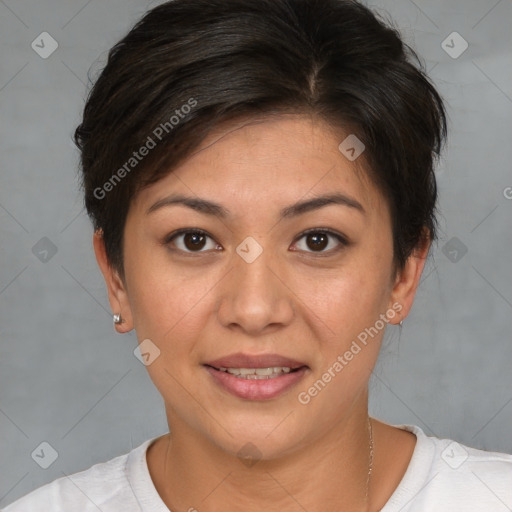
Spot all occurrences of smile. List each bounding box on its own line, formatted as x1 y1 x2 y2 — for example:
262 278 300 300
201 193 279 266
204 364 308 400
216 366 293 379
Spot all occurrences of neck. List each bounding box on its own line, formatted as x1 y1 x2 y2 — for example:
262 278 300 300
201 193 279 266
148 403 375 512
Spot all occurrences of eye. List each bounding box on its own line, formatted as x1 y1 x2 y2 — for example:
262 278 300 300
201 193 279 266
292 228 348 255
164 227 348 256
164 228 220 253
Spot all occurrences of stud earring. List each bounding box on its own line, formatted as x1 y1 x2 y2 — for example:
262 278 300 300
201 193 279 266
113 313 123 325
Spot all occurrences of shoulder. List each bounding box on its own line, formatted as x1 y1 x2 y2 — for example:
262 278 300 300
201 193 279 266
426 429 512 501
383 424 512 511
2 439 155 512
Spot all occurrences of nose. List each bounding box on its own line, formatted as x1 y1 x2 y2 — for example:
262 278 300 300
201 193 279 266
216 242 295 336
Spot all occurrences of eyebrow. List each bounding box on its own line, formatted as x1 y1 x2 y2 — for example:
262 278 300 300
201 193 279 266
146 192 365 218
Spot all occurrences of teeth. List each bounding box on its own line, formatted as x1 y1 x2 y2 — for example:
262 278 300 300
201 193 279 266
219 367 293 379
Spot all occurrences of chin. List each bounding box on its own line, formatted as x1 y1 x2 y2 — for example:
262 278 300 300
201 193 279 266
203 413 310 464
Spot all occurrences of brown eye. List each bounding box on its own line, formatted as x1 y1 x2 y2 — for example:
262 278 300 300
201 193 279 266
183 232 207 251
305 232 329 251
293 229 347 254
165 229 219 253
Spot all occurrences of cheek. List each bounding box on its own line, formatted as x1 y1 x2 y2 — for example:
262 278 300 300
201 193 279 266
317 281 385 373
318 260 392 331
123 240 222 367
129 263 211 340
124 255 213 396
309 259 393 397
298 273 392 412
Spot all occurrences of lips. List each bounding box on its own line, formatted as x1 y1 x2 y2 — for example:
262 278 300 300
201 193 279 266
203 352 309 400
204 352 307 370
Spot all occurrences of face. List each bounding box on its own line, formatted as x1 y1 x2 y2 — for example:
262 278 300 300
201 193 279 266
96 115 424 460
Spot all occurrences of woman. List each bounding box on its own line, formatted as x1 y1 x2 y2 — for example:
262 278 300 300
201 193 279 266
4 0 511 510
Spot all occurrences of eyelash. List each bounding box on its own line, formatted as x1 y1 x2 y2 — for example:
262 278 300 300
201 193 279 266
163 227 349 257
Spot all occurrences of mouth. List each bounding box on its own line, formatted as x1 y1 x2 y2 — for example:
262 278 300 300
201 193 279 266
210 366 298 379
203 353 309 400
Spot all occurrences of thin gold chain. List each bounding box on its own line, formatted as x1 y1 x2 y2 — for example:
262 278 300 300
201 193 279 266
365 416 374 503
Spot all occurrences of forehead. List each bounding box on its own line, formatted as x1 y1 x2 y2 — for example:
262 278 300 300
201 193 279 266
132 114 385 222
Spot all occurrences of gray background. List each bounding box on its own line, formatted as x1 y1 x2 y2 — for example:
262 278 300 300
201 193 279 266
1 0 511 507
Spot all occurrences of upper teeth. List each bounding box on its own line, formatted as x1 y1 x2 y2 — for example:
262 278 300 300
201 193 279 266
218 367 292 379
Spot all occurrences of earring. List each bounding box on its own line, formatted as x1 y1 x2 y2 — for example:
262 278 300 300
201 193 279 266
113 313 123 325
399 320 403 327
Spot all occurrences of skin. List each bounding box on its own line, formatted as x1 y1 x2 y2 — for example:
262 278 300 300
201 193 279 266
94 114 428 512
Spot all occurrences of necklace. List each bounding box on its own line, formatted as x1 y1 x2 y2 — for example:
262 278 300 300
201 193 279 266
365 416 374 503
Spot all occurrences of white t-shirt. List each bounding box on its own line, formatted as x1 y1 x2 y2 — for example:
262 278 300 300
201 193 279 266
3 424 512 511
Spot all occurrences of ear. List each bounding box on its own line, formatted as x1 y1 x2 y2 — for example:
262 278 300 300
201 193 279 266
93 230 133 333
387 230 431 325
